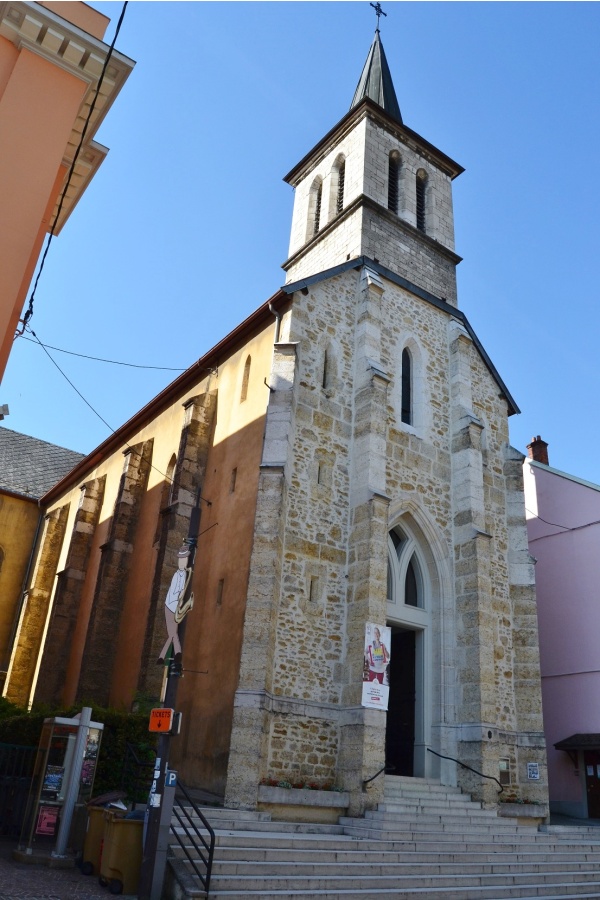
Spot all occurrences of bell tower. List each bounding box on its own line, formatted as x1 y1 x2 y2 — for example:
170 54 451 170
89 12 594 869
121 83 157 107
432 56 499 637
283 25 464 306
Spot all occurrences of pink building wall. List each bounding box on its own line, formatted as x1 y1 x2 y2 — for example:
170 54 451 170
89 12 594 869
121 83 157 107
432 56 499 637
524 458 600 817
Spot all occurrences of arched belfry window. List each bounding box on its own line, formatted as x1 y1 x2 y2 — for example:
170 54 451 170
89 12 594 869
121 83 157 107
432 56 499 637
388 152 400 214
309 177 323 237
240 355 251 402
336 160 345 214
387 527 424 609
416 170 427 233
401 347 412 425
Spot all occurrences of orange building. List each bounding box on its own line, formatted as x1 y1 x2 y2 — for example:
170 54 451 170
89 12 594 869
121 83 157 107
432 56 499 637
3 297 284 799
0 1 133 380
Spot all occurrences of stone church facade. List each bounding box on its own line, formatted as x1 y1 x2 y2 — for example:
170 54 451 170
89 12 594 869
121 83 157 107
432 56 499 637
4 28 548 817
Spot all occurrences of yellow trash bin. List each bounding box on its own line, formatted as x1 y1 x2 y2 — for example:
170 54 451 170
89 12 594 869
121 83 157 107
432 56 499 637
81 805 106 876
99 809 144 895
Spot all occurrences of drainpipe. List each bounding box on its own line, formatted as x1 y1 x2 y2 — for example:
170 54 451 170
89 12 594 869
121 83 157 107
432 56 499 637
268 302 282 343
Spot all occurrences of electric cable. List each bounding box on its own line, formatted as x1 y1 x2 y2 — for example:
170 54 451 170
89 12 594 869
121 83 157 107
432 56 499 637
25 330 212 504
21 335 186 372
526 508 600 542
14 2 129 338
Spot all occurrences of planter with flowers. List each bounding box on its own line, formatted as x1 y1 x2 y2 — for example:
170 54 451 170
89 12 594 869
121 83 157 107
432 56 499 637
257 779 350 823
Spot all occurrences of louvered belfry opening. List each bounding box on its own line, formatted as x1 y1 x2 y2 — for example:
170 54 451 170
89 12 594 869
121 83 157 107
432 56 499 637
314 183 323 235
401 347 412 424
388 154 399 213
416 172 426 232
336 161 345 214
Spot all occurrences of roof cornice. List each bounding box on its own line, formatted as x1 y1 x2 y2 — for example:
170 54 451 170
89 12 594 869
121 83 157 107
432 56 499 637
41 291 290 506
284 256 518 417
284 98 463 187
282 192 462 275
0 1 135 233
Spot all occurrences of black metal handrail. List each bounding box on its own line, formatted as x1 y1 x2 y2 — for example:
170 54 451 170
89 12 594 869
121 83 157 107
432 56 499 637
363 764 395 788
427 748 504 795
170 780 215 896
119 741 155 803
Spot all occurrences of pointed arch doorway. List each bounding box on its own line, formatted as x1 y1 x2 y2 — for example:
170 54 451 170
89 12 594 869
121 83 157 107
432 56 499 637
386 523 432 778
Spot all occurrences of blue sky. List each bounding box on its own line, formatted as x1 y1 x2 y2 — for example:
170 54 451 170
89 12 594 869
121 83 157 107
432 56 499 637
3 1 600 483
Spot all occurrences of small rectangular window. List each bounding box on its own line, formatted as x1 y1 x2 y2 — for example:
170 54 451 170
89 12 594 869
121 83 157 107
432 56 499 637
308 576 319 603
499 758 511 786
216 579 224 607
230 468 237 493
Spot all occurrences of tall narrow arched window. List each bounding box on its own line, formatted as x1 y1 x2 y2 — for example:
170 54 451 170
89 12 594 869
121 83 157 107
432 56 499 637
0 547 4 577
387 527 424 609
240 355 251 402
314 183 323 236
336 160 345 214
416 171 427 233
401 348 412 425
388 152 400 213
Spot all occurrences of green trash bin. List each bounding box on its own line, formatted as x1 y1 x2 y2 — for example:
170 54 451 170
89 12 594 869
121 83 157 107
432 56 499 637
81 805 106 876
99 809 144 895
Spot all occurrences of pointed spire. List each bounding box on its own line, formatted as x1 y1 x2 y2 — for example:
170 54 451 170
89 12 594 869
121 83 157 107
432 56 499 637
350 29 402 124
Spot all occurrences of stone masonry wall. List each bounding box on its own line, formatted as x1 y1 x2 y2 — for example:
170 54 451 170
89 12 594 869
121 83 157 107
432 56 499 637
227 263 545 813
77 440 153 705
285 110 459 306
4 505 69 707
34 476 106 705
138 390 217 701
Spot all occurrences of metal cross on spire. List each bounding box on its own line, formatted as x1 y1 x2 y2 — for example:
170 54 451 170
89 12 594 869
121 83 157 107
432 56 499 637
370 2 387 31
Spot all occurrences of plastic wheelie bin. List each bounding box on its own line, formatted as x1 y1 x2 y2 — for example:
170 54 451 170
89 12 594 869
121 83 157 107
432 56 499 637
81 805 106 876
99 809 143 895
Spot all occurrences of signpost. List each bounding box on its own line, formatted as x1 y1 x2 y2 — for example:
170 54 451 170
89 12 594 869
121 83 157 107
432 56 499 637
138 494 201 900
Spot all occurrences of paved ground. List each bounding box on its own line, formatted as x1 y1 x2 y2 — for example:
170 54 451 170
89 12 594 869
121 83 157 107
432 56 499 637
0 839 132 899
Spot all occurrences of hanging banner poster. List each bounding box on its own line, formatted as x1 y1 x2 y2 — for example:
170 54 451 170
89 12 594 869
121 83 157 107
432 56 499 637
362 622 391 710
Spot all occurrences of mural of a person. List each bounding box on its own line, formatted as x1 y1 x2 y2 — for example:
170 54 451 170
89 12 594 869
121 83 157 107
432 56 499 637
157 544 193 664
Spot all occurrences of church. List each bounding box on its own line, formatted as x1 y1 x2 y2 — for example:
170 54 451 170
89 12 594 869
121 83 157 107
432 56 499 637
4 20 549 818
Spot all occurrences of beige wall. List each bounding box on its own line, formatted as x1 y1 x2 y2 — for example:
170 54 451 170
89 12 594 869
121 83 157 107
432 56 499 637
0 492 41 687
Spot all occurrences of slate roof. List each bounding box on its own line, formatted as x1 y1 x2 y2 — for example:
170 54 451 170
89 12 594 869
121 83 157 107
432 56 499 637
0 427 84 499
350 29 402 124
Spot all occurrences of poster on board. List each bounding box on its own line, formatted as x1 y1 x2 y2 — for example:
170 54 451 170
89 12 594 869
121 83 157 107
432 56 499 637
362 622 391 710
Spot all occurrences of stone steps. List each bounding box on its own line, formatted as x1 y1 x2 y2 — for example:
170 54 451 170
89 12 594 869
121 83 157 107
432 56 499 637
165 778 600 899
207 843 600 864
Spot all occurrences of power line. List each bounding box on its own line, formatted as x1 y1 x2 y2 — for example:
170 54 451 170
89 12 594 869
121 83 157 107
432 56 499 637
14 2 129 337
526 507 600 543
22 334 186 372
31 332 116 435
27 331 212 505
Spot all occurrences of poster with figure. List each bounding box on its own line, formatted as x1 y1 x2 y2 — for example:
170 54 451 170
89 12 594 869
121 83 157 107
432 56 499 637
157 544 194 665
362 622 391 710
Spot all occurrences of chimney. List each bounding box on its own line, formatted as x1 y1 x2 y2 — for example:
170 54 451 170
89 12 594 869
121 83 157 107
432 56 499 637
526 435 549 466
